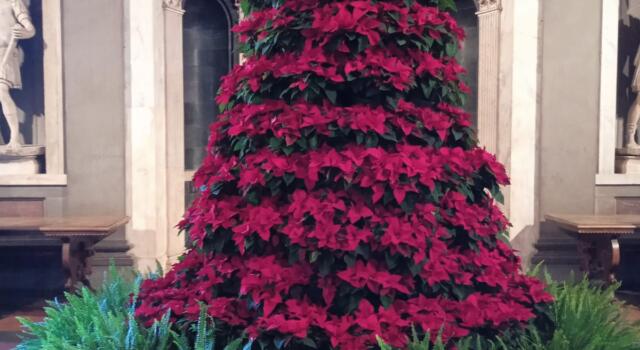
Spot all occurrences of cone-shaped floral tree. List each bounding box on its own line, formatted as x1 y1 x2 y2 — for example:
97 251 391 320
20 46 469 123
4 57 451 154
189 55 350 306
136 0 553 348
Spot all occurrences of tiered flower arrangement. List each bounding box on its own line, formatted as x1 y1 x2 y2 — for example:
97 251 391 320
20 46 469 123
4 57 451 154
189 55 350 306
136 0 553 348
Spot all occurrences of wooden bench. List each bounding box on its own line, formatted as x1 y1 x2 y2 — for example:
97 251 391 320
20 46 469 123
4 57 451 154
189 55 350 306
545 214 640 283
0 216 129 290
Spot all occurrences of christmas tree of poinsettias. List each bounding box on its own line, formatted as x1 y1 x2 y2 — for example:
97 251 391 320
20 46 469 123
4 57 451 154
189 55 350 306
136 0 553 348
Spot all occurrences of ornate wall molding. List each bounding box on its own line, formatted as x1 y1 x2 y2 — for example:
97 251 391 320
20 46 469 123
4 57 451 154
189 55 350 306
474 0 501 14
163 0 185 14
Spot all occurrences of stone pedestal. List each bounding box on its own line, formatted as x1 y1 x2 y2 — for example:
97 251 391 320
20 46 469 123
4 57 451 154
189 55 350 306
616 148 640 174
0 145 45 174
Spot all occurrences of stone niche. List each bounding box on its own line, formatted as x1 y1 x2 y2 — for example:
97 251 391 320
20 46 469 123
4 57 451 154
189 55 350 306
0 0 65 184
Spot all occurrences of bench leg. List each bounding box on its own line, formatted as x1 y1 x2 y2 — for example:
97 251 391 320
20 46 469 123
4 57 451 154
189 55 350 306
599 238 621 283
576 239 592 277
61 238 95 291
577 237 621 284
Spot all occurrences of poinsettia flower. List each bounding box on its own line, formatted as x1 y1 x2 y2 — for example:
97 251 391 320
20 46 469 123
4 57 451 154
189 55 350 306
337 260 412 294
346 202 374 223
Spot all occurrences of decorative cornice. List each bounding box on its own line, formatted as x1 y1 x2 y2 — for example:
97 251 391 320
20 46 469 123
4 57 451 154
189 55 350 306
474 0 501 14
163 0 185 15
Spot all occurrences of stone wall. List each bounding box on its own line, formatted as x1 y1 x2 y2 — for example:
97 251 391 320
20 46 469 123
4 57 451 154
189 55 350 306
62 0 131 283
539 0 601 217
532 0 640 283
0 0 131 300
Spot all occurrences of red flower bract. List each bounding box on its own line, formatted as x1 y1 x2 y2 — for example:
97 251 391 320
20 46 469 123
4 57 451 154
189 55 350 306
137 0 552 349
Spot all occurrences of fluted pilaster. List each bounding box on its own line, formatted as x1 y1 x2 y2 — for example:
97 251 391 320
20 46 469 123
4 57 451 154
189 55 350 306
475 0 502 153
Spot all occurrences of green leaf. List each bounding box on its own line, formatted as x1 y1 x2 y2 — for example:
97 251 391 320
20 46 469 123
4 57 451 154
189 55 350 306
309 134 319 149
282 146 295 156
365 134 379 148
283 173 296 186
438 0 457 11
268 137 283 152
318 254 335 276
246 190 260 205
240 0 252 15
452 128 463 141
242 339 254 350
355 244 371 259
491 184 505 204
223 337 245 350
385 252 399 270
446 41 458 57
295 137 308 151
376 336 394 350
343 254 356 267
357 36 369 53
380 295 394 308
325 89 337 104
385 96 398 110
380 128 399 142
301 337 317 348
458 183 475 202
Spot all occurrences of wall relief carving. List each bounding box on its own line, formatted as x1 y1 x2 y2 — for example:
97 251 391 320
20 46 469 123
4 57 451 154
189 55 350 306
163 0 185 13
474 0 501 13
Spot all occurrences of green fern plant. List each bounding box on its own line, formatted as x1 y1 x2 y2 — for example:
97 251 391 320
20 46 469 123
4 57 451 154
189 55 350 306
17 265 165 350
16 263 247 350
376 327 510 350
539 275 640 350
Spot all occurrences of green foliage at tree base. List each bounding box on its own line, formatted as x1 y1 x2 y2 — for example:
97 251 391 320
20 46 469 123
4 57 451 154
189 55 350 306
378 274 640 350
16 266 640 350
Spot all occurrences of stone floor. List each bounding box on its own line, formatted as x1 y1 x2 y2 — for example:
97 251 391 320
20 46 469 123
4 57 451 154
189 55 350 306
627 305 640 323
0 302 46 350
619 291 640 323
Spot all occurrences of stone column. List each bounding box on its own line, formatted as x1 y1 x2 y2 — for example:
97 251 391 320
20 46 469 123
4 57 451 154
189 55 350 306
163 0 187 265
126 0 171 272
475 0 502 154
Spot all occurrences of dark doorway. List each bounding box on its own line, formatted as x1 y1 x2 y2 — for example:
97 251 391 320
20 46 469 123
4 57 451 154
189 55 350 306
183 0 233 171
183 0 234 211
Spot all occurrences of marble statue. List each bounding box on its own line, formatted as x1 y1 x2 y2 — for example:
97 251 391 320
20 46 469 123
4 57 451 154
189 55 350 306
0 0 34 151
627 45 640 149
